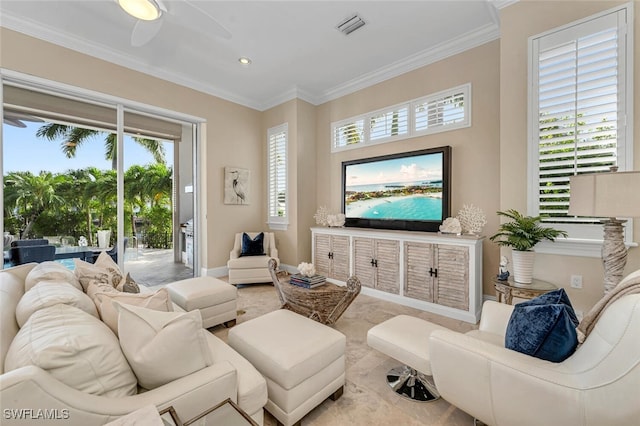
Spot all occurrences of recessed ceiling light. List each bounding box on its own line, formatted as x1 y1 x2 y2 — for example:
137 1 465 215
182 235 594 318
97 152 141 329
238 57 252 65
116 0 163 21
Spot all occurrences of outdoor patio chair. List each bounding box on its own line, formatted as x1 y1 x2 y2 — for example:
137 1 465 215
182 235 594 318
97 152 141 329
88 237 128 264
8 244 55 265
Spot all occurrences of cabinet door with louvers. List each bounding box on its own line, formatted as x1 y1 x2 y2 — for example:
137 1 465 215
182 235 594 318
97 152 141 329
314 234 332 278
374 239 400 294
330 235 350 282
434 244 469 310
353 237 375 289
404 241 435 303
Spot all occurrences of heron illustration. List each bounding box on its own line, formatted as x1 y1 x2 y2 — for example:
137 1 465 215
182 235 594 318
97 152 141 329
231 170 246 204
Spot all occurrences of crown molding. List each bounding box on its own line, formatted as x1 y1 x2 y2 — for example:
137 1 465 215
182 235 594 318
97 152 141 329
490 0 519 10
314 22 500 105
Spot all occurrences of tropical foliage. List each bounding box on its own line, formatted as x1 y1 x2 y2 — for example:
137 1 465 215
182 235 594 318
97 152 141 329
3 164 173 247
489 209 568 252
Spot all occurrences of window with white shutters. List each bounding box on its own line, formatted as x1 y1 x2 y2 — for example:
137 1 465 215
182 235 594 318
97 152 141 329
414 85 470 134
330 84 471 152
267 124 288 230
333 118 364 150
370 105 409 142
529 6 632 253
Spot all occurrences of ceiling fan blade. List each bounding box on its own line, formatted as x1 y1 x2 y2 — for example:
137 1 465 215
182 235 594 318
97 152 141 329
3 117 27 128
181 0 232 40
131 18 164 47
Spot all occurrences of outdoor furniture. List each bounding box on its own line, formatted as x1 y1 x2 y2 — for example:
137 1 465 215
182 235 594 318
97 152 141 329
268 258 361 326
8 244 56 265
88 237 128 264
166 276 237 329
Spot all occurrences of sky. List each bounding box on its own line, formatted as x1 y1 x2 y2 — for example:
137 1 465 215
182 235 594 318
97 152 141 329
345 152 443 186
2 121 173 175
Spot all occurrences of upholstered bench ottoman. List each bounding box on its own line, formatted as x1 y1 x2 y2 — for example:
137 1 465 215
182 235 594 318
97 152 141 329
166 276 237 328
228 309 346 426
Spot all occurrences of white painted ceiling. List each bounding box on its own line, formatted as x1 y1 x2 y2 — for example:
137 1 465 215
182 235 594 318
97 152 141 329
0 1 503 111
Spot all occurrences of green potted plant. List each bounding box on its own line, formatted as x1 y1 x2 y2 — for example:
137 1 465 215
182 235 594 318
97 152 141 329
489 209 568 283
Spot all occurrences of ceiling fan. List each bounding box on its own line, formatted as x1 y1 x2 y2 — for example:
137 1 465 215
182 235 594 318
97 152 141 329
3 111 43 128
117 0 232 47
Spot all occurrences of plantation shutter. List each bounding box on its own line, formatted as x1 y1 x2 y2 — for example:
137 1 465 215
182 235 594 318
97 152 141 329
534 11 625 223
267 124 288 225
370 106 409 141
333 119 364 149
414 86 468 133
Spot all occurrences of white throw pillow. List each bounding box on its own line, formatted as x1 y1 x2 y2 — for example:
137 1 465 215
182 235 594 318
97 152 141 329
94 288 173 335
114 302 213 390
4 304 137 397
24 261 82 292
74 252 124 292
16 281 99 327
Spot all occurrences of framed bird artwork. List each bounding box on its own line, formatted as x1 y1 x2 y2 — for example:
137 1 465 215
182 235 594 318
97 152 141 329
224 167 250 205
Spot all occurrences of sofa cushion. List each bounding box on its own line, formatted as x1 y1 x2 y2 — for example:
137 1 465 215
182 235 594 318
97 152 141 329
120 273 140 293
241 232 265 256
94 288 173 335
4 304 137 397
74 252 124 291
16 281 99 327
505 290 578 362
114 302 213 390
25 261 82 292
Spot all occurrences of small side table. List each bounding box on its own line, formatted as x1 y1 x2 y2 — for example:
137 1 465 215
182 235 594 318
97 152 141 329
493 277 557 305
184 398 257 426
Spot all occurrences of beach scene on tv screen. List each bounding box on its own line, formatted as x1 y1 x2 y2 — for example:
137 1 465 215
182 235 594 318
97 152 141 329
345 153 443 221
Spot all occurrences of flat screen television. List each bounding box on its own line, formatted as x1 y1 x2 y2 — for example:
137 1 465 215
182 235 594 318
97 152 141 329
341 146 451 232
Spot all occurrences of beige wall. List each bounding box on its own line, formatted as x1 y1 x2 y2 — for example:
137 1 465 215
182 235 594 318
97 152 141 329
262 99 317 267
0 28 263 271
500 0 640 313
315 41 502 296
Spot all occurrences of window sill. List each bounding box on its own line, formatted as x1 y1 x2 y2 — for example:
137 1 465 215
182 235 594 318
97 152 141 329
535 238 638 258
267 221 288 231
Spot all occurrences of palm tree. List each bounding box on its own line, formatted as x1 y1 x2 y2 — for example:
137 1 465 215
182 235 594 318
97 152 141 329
36 123 166 170
3 171 65 238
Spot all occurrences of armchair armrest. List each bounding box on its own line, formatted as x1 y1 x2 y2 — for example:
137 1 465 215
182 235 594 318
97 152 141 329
429 329 580 426
0 362 237 425
478 300 513 336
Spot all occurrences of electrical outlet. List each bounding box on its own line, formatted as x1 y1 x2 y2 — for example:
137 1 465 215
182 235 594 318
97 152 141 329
570 275 583 289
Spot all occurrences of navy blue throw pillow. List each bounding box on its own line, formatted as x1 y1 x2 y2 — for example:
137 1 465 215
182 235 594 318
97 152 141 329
517 288 579 327
505 290 578 363
240 232 265 256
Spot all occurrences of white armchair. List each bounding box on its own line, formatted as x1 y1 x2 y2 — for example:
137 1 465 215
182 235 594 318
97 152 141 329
429 295 640 426
227 232 279 285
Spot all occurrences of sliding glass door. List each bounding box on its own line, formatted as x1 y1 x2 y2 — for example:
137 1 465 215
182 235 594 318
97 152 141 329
1 77 198 285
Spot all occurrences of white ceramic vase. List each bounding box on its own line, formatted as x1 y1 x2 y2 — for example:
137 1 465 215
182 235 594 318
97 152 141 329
512 250 535 284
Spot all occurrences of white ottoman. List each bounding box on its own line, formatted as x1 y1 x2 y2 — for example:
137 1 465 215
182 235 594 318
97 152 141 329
228 310 345 426
367 315 448 402
166 276 237 328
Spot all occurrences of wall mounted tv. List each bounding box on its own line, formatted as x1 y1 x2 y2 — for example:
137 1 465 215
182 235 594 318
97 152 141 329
341 146 451 232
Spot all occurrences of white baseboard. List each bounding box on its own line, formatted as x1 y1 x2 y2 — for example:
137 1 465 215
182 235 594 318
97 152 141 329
200 263 297 278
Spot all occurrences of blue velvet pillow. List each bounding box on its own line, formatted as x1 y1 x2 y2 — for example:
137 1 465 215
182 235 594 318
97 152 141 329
505 289 578 363
518 288 579 327
240 232 265 256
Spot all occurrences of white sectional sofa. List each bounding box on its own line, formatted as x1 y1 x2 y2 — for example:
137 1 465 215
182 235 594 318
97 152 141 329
0 263 268 425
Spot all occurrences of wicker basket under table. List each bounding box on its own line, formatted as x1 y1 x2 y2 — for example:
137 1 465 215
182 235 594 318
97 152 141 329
268 259 361 325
